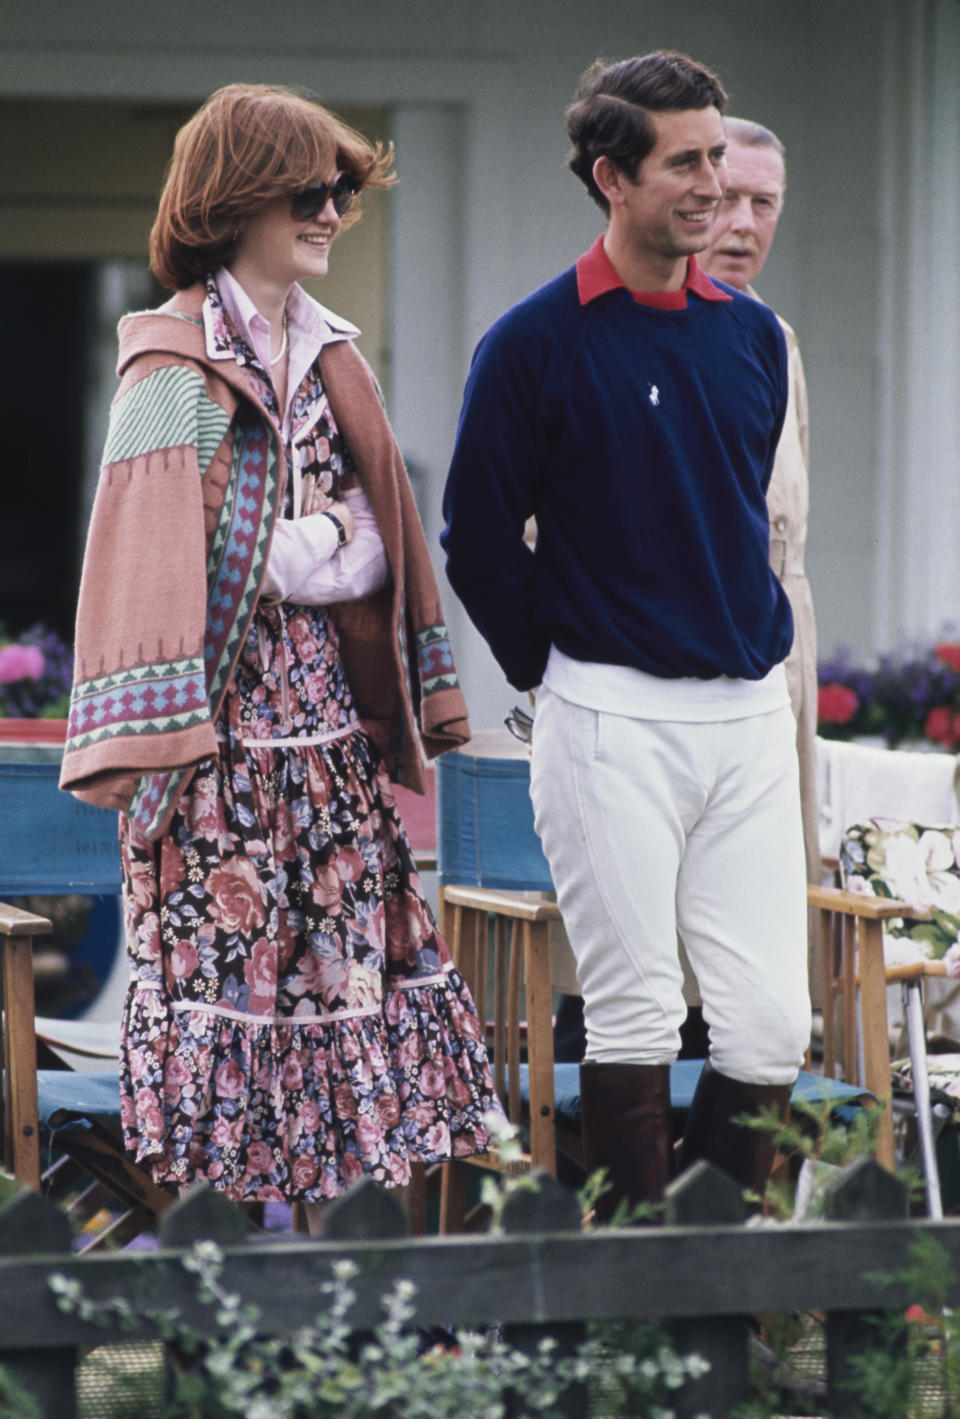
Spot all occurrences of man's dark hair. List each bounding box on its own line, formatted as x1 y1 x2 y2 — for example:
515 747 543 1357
566 51 728 212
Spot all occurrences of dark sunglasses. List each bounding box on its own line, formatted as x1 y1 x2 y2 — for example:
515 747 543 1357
290 174 358 222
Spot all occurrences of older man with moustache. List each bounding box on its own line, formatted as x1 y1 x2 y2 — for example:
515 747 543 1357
701 117 821 916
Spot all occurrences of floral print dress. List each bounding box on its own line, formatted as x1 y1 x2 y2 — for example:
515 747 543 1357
117 284 499 1201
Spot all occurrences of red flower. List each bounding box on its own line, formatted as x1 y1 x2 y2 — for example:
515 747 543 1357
817 682 859 725
935 642 960 672
924 705 960 748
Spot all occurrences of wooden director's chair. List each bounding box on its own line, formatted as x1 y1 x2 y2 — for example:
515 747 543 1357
0 745 175 1248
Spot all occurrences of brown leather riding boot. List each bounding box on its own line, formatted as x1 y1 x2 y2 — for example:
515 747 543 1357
578 1061 671 1223
679 1060 791 1208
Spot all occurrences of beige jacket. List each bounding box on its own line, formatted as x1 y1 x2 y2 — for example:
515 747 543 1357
762 304 819 886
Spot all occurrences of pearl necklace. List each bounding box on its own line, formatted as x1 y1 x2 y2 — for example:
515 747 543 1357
270 307 289 365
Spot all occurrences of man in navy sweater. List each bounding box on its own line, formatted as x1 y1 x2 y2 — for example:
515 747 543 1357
441 51 811 1219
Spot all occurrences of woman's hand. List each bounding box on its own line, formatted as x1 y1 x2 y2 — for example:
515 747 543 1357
301 475 355 543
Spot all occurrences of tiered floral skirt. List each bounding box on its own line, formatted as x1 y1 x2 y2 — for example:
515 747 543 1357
118 603 499 1200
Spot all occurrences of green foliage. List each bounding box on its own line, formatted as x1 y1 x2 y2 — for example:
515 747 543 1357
0 1367 43 1419
732 1092 923 1219
45 1239 709 1419
575 1166 662 1227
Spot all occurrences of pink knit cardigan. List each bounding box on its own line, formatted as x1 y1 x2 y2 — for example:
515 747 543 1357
60 283 470 838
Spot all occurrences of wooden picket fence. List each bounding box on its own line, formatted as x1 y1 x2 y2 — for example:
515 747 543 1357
0 1156 957 1419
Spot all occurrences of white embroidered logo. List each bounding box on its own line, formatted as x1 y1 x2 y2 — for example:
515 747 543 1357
648 384 660 406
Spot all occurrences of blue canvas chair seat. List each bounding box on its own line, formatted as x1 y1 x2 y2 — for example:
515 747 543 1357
37 1068 124 1133
520 1060 872 1134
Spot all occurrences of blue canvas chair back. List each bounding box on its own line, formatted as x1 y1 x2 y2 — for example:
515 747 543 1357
0 742 126 1192
0 744 121 898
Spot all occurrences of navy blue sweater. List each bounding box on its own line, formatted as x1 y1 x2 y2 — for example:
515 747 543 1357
441 264 792 692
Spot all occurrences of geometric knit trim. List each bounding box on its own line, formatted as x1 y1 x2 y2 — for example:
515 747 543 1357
128 765 192 838
66 656 208 751
394 610 412 781
102 365 228 474
416 622 460 695
203 410 280 717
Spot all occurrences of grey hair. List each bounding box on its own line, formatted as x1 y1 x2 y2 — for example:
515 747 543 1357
724 116 785 161
723 117 786 191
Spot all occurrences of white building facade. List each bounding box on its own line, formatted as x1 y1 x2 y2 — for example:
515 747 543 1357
2 0 958 727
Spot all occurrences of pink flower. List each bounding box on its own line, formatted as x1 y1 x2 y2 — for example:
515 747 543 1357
311 862 343 911
140 1102 164 1140
397 1034 426 1067
243 938 278 1015
215 1059 247 1099
405 1101 438 1128
387 1153 411 1185
165 1055 193 1087
136 916 162 964
341 1152 363 1184
375 1092 401 1128
159 842 187 896
286 612 312 644
189 794 222 843
169 942 199 980
211 1115 243 1149
246 1140 274 1174
298 1098 321 1134
0 643 44 683
446 1073 474 1108
419 1061 447 1099
425 1123 449 1154
208 858 265 935
127 861 158 911
336 847 367 884
356 1113 383 1149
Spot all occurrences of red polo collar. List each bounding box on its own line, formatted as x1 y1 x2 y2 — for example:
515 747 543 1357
576 234 732 309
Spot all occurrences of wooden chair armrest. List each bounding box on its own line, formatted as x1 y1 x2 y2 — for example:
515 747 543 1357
882 960 949 982
0 902 53 937
440 884 563 923
806 883 930 921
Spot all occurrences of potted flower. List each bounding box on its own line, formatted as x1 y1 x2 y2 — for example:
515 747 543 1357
0 623 73 744
817 639 960 750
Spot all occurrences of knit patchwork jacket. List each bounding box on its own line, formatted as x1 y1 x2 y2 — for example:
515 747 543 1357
60 283 470 838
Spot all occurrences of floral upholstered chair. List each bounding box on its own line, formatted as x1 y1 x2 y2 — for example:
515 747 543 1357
840 819 960 977
839 817 960 1216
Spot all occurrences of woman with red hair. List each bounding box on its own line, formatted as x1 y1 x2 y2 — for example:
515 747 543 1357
61 84 499 1228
